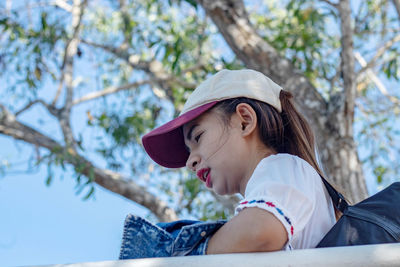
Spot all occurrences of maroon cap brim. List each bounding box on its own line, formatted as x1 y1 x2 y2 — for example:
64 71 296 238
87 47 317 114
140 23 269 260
142 101 218 168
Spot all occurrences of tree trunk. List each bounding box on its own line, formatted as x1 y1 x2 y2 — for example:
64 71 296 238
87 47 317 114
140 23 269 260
320 0 368 202
319 126 368 203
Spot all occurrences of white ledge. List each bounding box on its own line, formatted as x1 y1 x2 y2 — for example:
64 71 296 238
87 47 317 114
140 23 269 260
38 243 400 267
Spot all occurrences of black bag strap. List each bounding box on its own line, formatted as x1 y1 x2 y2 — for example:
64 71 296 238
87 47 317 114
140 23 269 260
320 175 349 212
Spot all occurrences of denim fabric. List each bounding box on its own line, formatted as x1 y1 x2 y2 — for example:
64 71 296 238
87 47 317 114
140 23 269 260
156 220 201 239
119 214 226 259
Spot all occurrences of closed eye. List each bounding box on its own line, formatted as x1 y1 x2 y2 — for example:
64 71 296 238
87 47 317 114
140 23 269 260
194 132 203 143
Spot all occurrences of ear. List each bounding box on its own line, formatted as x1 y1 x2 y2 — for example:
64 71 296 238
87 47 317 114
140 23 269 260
235 103 257 137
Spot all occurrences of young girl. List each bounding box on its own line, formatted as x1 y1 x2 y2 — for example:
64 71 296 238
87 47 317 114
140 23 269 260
142 69 336 253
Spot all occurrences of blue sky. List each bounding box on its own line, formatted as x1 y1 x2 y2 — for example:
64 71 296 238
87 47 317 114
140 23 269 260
0 135 149 266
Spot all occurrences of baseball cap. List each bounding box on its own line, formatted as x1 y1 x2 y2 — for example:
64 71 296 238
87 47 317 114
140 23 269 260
142 69 283 168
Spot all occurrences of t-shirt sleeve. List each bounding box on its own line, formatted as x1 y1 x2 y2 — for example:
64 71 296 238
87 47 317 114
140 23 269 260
235 156 317 246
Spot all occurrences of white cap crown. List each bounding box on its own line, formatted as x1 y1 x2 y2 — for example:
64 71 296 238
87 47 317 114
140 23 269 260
180 69 282 115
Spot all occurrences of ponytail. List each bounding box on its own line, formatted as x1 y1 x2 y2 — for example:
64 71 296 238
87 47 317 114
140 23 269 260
279 90 323 177
280 90 345 219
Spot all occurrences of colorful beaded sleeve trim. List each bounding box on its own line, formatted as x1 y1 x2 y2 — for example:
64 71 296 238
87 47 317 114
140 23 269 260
236 200 294 237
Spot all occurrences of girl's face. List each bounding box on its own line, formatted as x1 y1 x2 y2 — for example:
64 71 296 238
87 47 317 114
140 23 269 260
183 108 258 196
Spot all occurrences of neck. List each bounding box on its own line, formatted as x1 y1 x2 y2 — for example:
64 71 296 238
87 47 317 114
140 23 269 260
239 145 276 197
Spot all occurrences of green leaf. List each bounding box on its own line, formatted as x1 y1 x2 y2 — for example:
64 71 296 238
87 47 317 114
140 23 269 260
41 12 48 30
373 165 387 184
183 0 197 9
83 186 95 200
88 167 95 182
45 174 52 186
34 66 42 80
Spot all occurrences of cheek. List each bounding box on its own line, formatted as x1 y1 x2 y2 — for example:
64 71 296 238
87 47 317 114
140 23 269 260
201 134 229 160
218 137 248 176
210 137 244 170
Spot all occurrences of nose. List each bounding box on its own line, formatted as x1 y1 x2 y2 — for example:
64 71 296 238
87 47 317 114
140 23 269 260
186 153 200 171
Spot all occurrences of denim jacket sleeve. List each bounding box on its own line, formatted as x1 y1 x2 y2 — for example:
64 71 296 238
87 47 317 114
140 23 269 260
119 214 226 259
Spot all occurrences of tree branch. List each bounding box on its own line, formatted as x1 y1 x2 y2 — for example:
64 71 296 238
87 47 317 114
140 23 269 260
58 0 87 149
52 78 65 106
0 104 61 150
0 104 178 222
52 0 73 12
355 52 400 105
15 100 44 117
81 40 198 90
338 0 356 136
357 34 400 76
81 40 175 102
64 0 86 110
52 1 84 106
72 80 152 106
80 40 149 70
14 99 60 117
392 0 400 22
320 0 338 8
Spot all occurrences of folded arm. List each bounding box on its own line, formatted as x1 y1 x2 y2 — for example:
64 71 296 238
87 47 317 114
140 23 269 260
206 207 288 254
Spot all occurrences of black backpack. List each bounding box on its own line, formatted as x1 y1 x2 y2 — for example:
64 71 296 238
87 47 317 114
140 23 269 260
317 178 400 247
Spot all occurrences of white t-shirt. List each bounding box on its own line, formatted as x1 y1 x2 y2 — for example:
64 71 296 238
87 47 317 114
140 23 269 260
235 153 336 250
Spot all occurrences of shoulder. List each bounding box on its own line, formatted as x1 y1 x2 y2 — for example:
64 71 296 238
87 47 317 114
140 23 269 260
245 153 320 196
258 153 317 174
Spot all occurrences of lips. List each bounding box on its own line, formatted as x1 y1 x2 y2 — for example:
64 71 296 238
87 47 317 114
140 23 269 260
196 168 212 188
205 171 212 188
196 168 209 182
